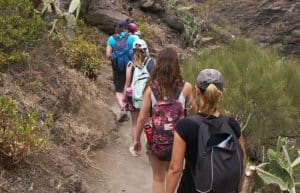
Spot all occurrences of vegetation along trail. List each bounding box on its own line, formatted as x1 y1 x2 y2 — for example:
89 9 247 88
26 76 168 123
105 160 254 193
87 103 152 193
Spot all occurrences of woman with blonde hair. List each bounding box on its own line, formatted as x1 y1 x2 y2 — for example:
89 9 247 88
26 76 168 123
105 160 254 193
166 69 246 193
123 39 154 153
132 47 197 193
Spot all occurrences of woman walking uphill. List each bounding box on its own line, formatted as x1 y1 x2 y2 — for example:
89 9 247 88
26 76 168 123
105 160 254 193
166 69 246 193
122 39 154 154
132 48 197 193
106 19 137 122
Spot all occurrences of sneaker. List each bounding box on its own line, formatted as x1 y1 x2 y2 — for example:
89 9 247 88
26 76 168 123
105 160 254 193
118 111 129 122
129 146 138 157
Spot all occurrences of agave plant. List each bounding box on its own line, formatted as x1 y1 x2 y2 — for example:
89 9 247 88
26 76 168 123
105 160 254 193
39 0 81 41
252 137 300 193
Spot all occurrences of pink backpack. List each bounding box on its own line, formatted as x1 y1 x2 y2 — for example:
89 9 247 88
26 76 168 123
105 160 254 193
150 81 185 161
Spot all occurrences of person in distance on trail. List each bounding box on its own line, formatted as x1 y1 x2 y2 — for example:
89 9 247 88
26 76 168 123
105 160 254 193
106 19 137 122
127 22 150 57
132 47 197 193
122 39 154 155
166 69 246 193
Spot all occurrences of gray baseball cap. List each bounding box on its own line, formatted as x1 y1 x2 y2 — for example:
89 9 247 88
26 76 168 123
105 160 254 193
196 69 224 90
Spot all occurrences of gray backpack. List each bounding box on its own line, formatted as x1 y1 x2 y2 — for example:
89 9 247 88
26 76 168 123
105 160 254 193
188 114 243 193
131 58 152 109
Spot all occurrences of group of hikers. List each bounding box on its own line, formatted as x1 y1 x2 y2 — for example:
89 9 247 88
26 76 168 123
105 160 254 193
105 19 246 193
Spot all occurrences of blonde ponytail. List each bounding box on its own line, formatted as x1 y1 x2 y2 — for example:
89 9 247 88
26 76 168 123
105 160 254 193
200 83 223 115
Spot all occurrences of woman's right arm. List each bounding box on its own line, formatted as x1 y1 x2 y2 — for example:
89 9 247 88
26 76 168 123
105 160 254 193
166 131 186 193
123 62 133 96
133 86 151 154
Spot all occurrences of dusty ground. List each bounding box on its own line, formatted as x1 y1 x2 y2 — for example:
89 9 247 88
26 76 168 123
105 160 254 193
86 104 152 193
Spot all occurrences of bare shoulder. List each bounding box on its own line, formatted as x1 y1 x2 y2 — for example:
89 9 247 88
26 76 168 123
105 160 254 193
183 81 193 92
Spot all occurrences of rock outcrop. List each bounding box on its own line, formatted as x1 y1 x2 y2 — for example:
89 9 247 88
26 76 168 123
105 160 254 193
139 0 165 14
214 0 300 58
83 0 129 34
164 15 184 33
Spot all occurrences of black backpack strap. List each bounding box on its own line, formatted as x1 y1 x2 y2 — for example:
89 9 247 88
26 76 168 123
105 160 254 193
188 114 205 127
218 114 240 139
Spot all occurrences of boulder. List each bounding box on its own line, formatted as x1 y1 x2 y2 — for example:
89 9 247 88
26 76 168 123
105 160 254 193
164 15 184 33
85 9 129 34
83 0 129 34
80 0 90 16
139 0 165 14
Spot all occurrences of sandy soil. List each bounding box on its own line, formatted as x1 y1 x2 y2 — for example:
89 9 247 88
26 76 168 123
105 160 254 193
87 104 153 193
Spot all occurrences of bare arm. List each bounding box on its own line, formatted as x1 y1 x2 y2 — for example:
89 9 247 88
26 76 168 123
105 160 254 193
133 86 151 154
183 82 198 114
123 62 133 95
238 134 246 193
166 131 186 193
106 45 112 62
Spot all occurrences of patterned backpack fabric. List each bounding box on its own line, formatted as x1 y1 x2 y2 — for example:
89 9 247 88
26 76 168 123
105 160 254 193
188 114 243 193
150 82 185 161
131 58 153 109
111 33 133 72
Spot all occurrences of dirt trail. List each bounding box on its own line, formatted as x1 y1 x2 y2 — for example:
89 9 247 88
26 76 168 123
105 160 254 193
87 104 152 193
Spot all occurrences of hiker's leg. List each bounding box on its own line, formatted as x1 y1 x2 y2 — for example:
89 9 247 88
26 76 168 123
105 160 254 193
130 111 139 140
148 154 169 193
113 70 126 107
115 92 125 109
113 70 128 122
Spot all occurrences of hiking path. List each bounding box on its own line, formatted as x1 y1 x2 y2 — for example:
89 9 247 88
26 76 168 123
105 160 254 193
87 103 152 193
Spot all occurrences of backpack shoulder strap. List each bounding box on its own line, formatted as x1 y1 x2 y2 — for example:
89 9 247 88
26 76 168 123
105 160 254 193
150 89 157 107
188 114 205 127
150 82 159 107
113 34 119 40
219 114 240 139
175 81 185 99
142 57 149 67
113 33 129 40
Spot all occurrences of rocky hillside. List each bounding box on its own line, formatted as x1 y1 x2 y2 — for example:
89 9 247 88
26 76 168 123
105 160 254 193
80 0 300 58
199 0 300 58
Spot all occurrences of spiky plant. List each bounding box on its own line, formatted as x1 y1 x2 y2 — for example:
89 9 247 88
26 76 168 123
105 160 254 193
253 137 300 193
39 0 81 41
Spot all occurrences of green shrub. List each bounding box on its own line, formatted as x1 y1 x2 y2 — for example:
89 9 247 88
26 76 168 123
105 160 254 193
0 96 49 167
0 0 46 66
59 36 102 79
182 38 299 157
135 20 153 47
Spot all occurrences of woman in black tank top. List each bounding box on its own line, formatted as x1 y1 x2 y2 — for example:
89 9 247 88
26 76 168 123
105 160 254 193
166 69 247 193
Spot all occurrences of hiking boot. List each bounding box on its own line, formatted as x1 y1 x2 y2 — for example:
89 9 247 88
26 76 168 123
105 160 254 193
118 111 129 122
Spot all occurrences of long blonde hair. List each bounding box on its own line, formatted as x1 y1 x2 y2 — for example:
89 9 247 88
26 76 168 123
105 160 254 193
132 48 146 68
200 83 223 115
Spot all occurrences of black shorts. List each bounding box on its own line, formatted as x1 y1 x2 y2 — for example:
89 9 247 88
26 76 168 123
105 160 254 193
112 70 126 92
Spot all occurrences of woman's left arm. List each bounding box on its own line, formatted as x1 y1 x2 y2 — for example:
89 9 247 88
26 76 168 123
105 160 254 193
166 131 186 193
